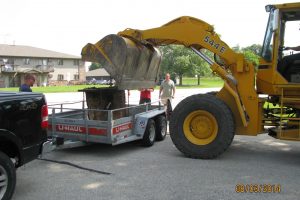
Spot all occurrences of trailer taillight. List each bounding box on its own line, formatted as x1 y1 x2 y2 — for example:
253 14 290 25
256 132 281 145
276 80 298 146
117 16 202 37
41 104 48 129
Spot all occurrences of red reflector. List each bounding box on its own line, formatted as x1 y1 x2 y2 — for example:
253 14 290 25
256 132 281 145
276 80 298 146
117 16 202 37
41 104 48 129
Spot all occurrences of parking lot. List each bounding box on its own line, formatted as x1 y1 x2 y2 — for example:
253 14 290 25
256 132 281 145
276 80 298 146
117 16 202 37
12 89 300 200
12 134 300 200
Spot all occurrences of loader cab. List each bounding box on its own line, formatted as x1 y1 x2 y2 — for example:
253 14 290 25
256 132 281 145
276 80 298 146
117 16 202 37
261 4 300 83
277 9 300 83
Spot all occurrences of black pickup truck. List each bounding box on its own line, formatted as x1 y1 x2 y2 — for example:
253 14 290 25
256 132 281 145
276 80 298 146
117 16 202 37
0 92 49 200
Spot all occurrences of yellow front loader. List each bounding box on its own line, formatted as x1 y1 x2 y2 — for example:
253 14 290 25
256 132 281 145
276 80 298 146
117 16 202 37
82 2 300 159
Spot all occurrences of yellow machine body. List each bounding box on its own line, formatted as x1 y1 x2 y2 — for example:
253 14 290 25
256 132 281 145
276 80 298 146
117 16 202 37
81 2 300 158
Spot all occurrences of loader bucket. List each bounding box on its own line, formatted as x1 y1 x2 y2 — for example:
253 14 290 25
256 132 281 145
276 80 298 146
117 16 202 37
81 34 162 90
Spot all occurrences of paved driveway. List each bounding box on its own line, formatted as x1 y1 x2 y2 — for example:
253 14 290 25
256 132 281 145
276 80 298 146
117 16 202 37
11 88 300 200
12 134 300 200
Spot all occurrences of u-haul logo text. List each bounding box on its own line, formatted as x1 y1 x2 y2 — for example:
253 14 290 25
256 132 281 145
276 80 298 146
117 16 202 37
113 123 132 134
57 125 85 133
48 124 111 136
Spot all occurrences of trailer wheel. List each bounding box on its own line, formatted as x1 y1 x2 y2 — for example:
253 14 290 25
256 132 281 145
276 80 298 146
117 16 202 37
142 119 156 147
0 151 16 200
155 115 167 141
169 94 235 159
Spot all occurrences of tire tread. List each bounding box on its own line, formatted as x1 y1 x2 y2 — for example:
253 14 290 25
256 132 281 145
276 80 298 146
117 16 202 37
170 94 235 159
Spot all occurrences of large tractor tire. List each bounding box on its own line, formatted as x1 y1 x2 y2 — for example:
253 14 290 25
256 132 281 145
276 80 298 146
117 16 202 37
169 94 235 159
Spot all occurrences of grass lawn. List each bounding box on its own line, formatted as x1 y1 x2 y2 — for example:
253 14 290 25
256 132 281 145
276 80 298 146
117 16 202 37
0 77 223 93
179 77 223 88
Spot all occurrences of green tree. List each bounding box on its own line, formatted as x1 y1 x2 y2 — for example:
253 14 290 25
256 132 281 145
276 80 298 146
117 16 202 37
159 46 174 76
243 50 260 66
174 55 190 85
159 45 193 85
88 62 102 71
233 44 261 67
160 45 214 85
242 44 262 67
242 44 262 55
190 50 213 85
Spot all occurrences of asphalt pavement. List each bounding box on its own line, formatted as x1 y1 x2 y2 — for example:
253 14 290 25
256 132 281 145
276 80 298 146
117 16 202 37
11 88 300 200
12 134 300 200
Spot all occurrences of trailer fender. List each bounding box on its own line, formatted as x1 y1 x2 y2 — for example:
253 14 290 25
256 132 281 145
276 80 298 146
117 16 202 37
134 109 165 137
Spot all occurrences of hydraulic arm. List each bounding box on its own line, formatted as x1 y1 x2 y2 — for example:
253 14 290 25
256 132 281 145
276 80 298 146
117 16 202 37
82 3 300 159
82 16 260 136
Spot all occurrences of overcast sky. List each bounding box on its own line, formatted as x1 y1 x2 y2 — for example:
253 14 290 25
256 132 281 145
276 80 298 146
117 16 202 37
0 0 293 56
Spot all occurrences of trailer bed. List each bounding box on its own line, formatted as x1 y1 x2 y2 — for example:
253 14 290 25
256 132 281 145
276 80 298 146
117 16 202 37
48 102 166 146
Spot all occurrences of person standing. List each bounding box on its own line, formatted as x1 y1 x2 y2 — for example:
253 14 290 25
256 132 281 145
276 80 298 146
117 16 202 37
19 74 35 92
139 88 154 104
159 73 176 118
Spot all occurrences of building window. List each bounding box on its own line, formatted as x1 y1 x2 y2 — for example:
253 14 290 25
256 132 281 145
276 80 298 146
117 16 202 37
2 58 8 63
7 58 14 65
57 74 64 80
42 59 48 65
73 60 79 66
58 59 64 65
24 58 30 65
48 59 53 66
74 74 79 80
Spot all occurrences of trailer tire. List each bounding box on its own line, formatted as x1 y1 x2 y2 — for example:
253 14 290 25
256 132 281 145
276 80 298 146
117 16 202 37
0 151 16 200
169 94 235 159
142 119 156 147
155 115 167 141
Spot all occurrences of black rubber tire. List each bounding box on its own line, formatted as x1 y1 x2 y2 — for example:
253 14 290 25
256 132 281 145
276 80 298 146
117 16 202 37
142 119 156 147
155 115 167 141
206 91 217 96
169 94 235 159
0 151 16 200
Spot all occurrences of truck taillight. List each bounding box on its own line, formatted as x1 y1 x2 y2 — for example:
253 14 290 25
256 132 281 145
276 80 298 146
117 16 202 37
41 105 48 129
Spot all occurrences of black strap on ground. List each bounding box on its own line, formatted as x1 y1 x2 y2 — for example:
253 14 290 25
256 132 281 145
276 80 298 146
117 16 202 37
38 158 112 175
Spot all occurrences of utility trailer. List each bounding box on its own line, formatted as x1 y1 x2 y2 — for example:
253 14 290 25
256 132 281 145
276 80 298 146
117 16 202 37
47 89 167 147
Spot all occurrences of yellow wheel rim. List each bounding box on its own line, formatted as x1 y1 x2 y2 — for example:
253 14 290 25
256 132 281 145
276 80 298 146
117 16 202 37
183 110 218 145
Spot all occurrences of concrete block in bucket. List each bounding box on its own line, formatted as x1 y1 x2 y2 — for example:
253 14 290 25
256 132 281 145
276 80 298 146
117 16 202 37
81 34 161 90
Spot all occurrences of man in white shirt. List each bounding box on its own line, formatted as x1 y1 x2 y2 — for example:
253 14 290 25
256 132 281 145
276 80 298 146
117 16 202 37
159 73 176 119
